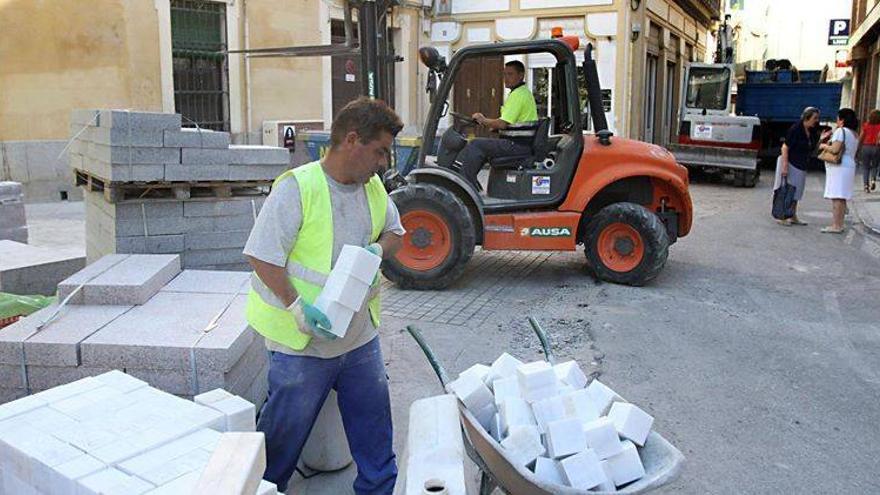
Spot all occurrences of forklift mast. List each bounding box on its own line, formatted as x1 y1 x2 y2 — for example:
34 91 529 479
226 0 400 102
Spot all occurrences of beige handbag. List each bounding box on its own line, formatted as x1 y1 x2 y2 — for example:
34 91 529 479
818 130 846 165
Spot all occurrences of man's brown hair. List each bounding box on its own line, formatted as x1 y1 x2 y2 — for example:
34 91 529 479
329 97 403 148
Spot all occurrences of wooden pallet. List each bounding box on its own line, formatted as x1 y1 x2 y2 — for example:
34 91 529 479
74 169 270 202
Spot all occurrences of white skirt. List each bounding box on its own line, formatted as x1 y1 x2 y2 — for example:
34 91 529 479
824 162 856 200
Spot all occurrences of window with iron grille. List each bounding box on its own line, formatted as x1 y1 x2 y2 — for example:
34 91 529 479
171 0 230 131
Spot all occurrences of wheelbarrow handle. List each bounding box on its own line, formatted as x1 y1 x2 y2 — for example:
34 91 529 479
528 316 557 365
405 325 452 387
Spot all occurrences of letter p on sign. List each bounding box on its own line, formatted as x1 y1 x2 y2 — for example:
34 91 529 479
833 20 848 36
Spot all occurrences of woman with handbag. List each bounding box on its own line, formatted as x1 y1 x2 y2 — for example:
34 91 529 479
776 107 821 226
818 108 859 233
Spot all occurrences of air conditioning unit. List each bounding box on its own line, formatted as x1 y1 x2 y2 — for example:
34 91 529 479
262 120 324 149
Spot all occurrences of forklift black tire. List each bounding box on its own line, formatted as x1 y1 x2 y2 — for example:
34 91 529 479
583 203 670 286
382 183 476 290
733 169 759 188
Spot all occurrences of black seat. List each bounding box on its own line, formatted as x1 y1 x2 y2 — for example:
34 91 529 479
489 118 551 170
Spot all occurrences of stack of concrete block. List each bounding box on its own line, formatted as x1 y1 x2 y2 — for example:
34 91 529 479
0 181 28 243
0 255 267 407
0 371 278 494
84 191 265 269
447 356 657 491
314 245 382 337
0 241 86 296
69 109 290 183
69 109 289 270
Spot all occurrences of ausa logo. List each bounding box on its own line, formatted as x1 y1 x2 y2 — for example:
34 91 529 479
520 227 573 237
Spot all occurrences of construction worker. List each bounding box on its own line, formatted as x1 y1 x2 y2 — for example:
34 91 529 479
454 60 539 187
243 97 404 494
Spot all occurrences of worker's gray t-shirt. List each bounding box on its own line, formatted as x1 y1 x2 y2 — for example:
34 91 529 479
243 168 405 359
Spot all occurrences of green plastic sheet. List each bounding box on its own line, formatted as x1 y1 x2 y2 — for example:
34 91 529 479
0 293 56 319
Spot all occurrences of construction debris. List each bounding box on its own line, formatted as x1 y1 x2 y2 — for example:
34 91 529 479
0 255 266 406
0 182 28 243
0 370 278 494
0 240 86 296
69 109 289 269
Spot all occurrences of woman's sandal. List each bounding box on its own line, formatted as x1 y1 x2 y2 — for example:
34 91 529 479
790 219 808 226
820 227 845 234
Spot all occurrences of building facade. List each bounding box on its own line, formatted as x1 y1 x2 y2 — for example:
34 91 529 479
0 0 718 201
849 0 880 119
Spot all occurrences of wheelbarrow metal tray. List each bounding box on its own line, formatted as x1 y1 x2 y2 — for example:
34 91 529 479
456 402 684 494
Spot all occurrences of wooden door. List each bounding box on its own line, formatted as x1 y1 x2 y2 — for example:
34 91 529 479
453 55 504 137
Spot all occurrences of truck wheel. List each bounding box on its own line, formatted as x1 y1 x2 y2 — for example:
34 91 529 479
583 203 670 286
733 169 759 188
382 183 476 290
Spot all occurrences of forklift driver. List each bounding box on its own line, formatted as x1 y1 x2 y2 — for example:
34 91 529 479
453 60 539 187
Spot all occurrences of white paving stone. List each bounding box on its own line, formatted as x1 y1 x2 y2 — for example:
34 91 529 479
583 417 625 460
559 448 608 490
605 440 646 487
500 424 545 467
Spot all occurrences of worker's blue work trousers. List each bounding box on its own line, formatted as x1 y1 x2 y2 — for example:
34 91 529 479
256 337 397 494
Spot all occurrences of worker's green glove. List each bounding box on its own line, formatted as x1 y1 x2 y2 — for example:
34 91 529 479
365 242 383 259
287 298 336 341
365 243 383 285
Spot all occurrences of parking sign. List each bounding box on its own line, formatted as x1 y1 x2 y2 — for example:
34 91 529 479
828 19 850 46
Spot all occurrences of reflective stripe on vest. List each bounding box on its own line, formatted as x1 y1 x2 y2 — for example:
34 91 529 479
245 161 388 350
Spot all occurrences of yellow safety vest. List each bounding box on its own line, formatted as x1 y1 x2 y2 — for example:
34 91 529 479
245 161 388 350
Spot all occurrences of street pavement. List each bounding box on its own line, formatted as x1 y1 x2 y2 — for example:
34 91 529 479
24 170 880 494
371 170 880 495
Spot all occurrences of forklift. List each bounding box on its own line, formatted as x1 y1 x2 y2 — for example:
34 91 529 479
229 5 693 288
381 35 693 288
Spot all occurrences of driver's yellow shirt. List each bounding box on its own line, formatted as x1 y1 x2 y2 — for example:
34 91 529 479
500 85 538 125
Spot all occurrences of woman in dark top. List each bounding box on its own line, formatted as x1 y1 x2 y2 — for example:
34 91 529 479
776 107 825 226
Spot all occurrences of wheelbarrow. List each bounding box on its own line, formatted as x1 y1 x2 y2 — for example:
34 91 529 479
405 317 685 495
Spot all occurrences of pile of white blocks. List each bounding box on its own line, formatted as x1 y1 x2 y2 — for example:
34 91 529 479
69 109 291 183
0 370 278 494
0 255 267 407
447 354 656 492
0 181 28 244
314 245 382 337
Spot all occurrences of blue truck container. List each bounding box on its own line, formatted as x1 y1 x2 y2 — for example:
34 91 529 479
735 72 843 167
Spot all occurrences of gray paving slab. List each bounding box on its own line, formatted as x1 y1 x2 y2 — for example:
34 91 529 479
115 215 187 237
204 262 252 272
184 231 249 251
165 129 230 149
180 148 232 166
88 143 181 165
228 164 289 181
182 248 247 268
160 270 251 294
0 204 25 230
114 201 182 222
79 162 166 183
79 291 232 369
181 213 255 234
0 226 28 244
228 145 290 165
183 198 262 218
89 127 165 147
57 254 130 302
0 364 25 389
25 365 112 390
163 164 229 182
0 241 86 296
79 254 180 305
193 296 254 371
115 235 185 255
97 110 182 131
22 304 133 366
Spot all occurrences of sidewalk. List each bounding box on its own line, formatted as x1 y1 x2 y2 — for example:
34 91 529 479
853 187 880 235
